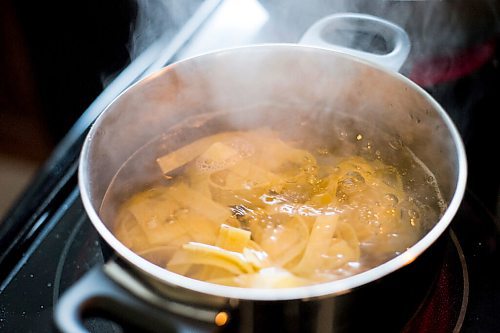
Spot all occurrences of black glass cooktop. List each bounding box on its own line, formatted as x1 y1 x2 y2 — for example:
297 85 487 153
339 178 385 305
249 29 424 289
0 189 498 332
1 1 499 332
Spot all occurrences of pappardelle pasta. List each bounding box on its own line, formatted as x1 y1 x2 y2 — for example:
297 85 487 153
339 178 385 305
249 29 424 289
113 128 426 288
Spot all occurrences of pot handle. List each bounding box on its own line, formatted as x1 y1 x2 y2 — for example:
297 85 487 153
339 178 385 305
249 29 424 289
54 264 217 333
300 13 410 72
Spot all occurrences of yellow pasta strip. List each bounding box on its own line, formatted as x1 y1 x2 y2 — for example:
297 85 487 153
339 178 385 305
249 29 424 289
209 159 279 206
252 215 309 267
323 238 358 270
137 245 178 267
292 215 339 276
114 209 152 252
215 224 251 252
167 242 256 275
195 142 241 172
336 222 360 259
209 268 309 288
124 189 189 246
242 248 271 270
200 225 271 280
206 276 240 287
155 132 241 175
169 183 231 225
125 187 177 225
197 224 252 280
177 212 218 245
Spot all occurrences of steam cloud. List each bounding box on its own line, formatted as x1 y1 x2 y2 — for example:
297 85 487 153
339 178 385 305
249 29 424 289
125 0 500 77
128 0 200 60
85 0 472 275
94 0 497 209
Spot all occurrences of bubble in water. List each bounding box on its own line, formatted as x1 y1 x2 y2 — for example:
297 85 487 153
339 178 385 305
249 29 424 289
316 147 329 155
342 172 365 189
408 209 420 226
303 155 314 164
146 219 158 229
386 208 397 217
379 167 400 188
356 134 363 141
388 138 403 150
303 165 317 174
177 207 190 215
283 189 309 203
368 219 381 229
243 181 258 190
196 159 225 173
336 171 365 201
228 138 255 158
261 194 281 205
384 193 399 206
195 140 245 172
425 175 436 185
280 204 295 215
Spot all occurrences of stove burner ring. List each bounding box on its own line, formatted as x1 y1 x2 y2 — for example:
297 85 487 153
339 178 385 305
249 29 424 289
450 229 469 333
404 228 469 333
52 214 91 306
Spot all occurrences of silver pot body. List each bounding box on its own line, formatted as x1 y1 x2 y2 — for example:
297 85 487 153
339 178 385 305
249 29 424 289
78 44 466 331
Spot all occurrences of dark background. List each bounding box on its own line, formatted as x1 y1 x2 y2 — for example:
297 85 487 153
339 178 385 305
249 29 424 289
0 0 137 217
0 0 135 161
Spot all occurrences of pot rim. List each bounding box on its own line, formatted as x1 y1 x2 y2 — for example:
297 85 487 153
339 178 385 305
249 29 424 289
79 43 467 301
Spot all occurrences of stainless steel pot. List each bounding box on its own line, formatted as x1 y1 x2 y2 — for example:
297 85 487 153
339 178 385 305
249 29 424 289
55 14 467 333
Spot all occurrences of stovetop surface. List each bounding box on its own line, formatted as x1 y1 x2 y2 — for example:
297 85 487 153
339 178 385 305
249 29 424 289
1 1 499 332
0 189 498 332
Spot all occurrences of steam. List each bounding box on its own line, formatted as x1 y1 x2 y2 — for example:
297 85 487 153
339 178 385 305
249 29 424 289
100 0 202 87
91 0 496 221
124 0 500 82
128 0 198 60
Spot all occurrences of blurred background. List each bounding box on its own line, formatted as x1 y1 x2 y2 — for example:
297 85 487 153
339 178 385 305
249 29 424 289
0 0 135 217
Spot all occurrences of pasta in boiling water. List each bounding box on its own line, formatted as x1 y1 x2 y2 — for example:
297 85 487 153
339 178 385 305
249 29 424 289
113 128 428 288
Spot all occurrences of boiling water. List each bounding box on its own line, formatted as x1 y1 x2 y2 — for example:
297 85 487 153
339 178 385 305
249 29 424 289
100 107 447 287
